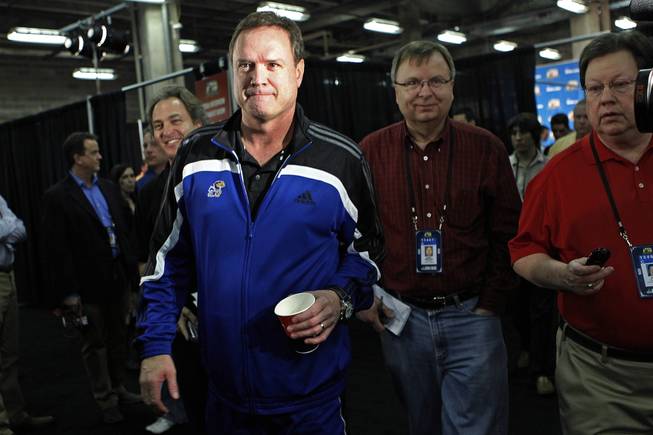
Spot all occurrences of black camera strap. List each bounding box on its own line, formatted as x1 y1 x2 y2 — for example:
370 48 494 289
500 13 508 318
589 134 633 248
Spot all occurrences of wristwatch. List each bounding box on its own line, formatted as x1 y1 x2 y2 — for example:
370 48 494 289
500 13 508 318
330 287 353 321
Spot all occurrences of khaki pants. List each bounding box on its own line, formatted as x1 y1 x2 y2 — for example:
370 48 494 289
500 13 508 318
556 327 653 435
0 271 27 434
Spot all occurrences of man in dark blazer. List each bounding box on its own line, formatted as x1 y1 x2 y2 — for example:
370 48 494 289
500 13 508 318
41 132 140 424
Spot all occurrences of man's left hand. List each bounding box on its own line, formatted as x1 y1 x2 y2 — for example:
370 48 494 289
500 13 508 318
286 290 341 345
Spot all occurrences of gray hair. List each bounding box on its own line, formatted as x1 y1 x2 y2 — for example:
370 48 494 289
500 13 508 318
391 40 456 83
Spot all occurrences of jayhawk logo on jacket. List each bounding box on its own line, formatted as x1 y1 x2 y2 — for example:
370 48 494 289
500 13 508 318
207 180 226 198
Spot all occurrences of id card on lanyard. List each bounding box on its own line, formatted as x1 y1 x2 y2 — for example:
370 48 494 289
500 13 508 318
416 229 442 273
590 135 653 298
405 126 454 274
631 246 653 298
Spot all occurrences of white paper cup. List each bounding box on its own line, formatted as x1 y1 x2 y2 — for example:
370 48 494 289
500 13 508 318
274 292 319 354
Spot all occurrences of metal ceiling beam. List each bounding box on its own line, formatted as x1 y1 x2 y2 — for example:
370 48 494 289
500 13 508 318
300 0 399 32
0 2 131 24
465 6 571 38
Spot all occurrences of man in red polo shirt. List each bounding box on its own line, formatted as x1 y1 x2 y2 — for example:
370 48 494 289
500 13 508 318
510 31 653 434
359 40 520 435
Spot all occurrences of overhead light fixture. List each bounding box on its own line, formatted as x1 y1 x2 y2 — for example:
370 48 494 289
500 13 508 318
363 18 403 35
7 27 66 45
72 67 117 80
126 0 165 3
65 34 95 58
179 39 200 53
437 30 467 45
493 40 517 52
87 25 108 46
256 2 310 21
539 47 561 60
336 53 365 63
556 0 588 14
615 16 637 30
87 25 130 55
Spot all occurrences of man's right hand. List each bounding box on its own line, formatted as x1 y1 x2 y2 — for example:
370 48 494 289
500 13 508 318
139 355 179 414
514 252 615 295
559 257 614 295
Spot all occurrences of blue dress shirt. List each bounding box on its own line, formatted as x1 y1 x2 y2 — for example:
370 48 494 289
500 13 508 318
70 172 119 257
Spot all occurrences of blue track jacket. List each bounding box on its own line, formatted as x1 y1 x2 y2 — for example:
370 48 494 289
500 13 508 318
137 105 384 414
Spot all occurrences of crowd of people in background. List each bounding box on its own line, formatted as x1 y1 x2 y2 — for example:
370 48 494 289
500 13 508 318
0 9 652 435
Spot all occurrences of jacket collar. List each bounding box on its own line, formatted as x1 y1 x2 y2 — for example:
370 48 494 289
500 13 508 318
212 104 311 152
63 174 101 222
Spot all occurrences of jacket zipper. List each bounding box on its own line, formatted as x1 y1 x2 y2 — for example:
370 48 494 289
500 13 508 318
210 138 256 411
210 137 312 411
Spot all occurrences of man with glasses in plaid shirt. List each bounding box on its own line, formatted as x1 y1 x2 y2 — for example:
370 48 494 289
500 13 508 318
359 40 520 435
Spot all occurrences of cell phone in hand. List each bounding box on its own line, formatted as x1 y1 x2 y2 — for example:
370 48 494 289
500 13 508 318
586 247 611 266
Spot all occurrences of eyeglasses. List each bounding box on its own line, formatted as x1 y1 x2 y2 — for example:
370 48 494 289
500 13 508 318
393 77 453 92
584 78 636 98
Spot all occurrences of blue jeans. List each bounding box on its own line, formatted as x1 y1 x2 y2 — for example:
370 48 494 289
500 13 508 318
380 296 508 435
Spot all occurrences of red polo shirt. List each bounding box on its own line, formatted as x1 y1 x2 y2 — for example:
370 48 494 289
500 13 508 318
509 132 653 350
361 120 521 313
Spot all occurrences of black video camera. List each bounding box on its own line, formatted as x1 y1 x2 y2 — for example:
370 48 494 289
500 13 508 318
631 1 653 132
634 69 653 132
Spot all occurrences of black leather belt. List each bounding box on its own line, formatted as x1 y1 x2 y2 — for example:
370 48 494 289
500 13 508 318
560 319 653 363
389 289 479 311
0 266 12 273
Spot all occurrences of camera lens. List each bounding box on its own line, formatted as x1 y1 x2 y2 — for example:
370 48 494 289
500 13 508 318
634 68 653 132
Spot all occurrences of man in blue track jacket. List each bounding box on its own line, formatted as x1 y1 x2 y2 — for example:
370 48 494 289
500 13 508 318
137 11 384 433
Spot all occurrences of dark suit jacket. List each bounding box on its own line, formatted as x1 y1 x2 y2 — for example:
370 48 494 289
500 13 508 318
41 174 136 307
134 166 169 263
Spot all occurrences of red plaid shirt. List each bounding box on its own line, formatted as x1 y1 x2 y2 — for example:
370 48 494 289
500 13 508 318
360 119 521 313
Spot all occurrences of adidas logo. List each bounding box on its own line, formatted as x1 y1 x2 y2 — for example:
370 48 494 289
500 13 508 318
295 191 315 205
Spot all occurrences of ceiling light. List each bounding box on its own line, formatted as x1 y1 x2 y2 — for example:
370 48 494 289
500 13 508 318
493 40 517 52
256 2 310 21
65 34 95 58
87 25 108 46
179 39 200 53
72 67 117 80
87 25 130 55
126 0 165 3
437 30 467 45
556 0 588 14
7 27 66 45
539 48 561 60
363 18 403 35
336 53 365 63
615 16 637 30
